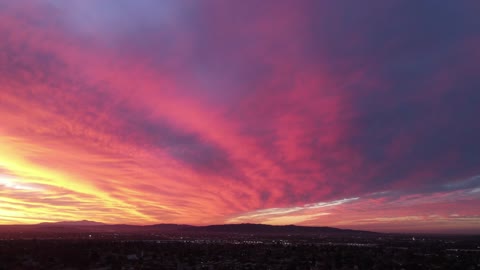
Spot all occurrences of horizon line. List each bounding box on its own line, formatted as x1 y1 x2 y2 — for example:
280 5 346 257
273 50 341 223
1 221 479 235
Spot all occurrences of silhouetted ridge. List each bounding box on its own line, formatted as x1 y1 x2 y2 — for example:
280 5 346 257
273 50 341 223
0 221 377 235
182 223 375 235
146 224 195 231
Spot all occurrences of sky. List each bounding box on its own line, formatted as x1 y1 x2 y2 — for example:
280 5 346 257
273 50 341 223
0 0 479 234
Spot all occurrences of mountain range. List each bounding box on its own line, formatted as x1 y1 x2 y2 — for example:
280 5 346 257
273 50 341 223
0 220 377 235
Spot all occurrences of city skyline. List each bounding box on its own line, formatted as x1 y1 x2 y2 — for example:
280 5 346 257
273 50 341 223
0 1 479 234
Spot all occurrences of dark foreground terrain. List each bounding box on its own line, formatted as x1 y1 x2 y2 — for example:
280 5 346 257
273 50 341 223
0 233 479 270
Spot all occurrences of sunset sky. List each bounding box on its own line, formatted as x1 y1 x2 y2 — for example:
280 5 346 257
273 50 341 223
0 1 479 233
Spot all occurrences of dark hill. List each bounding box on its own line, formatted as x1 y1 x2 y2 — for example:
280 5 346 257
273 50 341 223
0 221 377 236
181 223 375 235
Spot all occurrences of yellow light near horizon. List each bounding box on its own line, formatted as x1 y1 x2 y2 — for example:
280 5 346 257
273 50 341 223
0 135 158 224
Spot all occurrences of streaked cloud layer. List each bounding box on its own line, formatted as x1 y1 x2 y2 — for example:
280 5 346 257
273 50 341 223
0 0 479 233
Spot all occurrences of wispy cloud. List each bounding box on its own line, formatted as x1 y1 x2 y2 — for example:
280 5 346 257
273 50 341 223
228 197 358 224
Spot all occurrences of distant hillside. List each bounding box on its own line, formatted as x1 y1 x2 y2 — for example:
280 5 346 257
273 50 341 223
182 223 376 235
146 224 195 231
0 221 377 236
